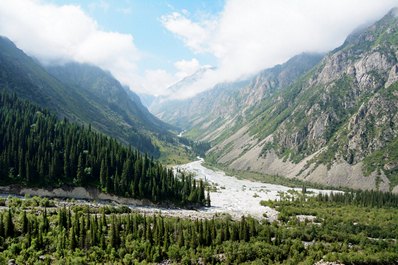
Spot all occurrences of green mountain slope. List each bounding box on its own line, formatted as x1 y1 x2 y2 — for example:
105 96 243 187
0 92 207 206
206 9 398 191
0 37 185 157
46 63 172 133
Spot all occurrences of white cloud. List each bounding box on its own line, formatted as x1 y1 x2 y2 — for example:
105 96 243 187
162 0 398 98
117 7 132 15
88 0 110 12
0 0 141 91
1 0 397 99
140 58 202 96
140 69 177 96
161 12 215 53
174 58 201 80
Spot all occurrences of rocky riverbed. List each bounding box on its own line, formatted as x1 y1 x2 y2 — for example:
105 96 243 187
176 158 340 220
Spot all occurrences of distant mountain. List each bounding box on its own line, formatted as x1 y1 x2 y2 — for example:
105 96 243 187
150 53 323 142
149 66 216 113
137 92 156 108
167 65 216 95
46 63 172 133
0 37 180 157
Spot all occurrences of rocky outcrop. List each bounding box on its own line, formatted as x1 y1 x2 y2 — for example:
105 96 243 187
385 64 398 87
345 93 398 161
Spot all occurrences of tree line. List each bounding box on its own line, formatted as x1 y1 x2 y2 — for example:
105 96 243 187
0 92 209 206
315 190 398 208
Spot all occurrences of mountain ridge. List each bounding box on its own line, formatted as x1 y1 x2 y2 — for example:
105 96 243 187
150 53 323 143
149 9 398 192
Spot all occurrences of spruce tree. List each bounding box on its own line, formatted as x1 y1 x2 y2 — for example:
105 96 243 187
5 208 14 237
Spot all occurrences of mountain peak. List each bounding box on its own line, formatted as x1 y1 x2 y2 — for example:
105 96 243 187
165 65 216 95
387 6 398 17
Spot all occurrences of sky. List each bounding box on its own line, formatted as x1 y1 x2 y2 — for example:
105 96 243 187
0 0 397 99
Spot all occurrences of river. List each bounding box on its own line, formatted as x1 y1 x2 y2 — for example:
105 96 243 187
173 158 339 220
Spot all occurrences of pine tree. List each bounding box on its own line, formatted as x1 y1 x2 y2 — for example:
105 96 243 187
76 153 84 185
41 208 49 233
69 225 77 250
100 159 107 188
22 210 28 234
5 208 14 237
206 188 211 207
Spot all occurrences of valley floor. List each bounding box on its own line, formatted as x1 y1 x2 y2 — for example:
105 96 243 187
176 158 340 220
0 159 340 221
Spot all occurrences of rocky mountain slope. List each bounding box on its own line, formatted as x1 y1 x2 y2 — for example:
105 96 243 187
208 9 398 192
0 37 182 157
150 53 322 142
152 9 398 192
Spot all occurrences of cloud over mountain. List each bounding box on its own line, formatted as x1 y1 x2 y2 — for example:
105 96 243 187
162 0 398 98
0 0 142 92
1 0 397 98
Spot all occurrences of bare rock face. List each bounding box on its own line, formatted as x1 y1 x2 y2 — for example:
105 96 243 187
316 47 394 96
386 64 398 87
317 51 351 84
353 51 392 87
345 93 398 162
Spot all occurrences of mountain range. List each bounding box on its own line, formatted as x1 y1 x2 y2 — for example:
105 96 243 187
150 9 398 192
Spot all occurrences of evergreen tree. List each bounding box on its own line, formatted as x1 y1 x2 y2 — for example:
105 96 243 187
5 208 14 237
22 210 28 234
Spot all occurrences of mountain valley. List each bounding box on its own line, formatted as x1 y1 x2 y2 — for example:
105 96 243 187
1 2 398 264
152 9 398 192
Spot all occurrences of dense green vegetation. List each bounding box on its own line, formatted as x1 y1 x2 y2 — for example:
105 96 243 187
0 93 207 206
0 37 203 160
260 190 398 264
315 189 398 208
178 138 211 158
0 190 397 264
